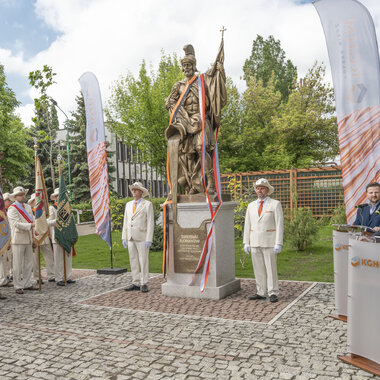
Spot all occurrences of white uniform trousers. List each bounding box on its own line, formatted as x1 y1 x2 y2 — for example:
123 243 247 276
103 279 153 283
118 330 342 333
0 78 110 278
53 243 72 282
33 244 55 281
0 252 9 286
128 240 149 286
12 244 33 290
6 248 13 278
0 249 13 284
251 247 279 297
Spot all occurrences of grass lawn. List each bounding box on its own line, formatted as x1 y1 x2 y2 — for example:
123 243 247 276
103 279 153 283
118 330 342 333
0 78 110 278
72 225 334 283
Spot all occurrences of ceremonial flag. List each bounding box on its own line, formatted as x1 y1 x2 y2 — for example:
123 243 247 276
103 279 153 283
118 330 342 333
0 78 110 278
79 72 112 248
55 170 78 254
34 156 49 245
314 0 380 223
0 189 11 256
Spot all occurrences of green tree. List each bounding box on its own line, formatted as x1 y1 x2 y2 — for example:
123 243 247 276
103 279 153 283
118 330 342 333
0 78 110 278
243 35 297 102
28 65 60 193
218 78 244 172
66 95 89 202
219 75 282 172
0 64 33 189
271 62 338 167
219 63 337 172
106 52 183 173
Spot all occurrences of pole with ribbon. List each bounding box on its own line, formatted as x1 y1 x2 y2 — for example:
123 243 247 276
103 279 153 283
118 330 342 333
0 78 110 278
34 141 42 291
57 154 67 285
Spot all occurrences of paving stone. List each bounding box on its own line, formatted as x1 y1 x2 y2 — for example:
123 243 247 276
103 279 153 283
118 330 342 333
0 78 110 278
0 271 378 379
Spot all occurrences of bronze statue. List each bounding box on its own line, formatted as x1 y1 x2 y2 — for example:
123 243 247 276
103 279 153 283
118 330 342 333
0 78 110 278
165 36 227 202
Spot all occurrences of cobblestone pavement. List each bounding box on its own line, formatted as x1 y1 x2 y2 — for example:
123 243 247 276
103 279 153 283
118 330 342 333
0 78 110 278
0 271 378 380
80 276 312 323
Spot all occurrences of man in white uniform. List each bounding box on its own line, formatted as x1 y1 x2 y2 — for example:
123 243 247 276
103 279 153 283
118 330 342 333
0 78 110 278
48 188 76 286
8 186 38 294
122 182 154 293
28 193 55 283
243 178 284 303
0 193 14 290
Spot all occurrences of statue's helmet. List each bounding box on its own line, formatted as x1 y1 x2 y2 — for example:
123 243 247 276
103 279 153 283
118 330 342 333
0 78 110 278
181 44 198 72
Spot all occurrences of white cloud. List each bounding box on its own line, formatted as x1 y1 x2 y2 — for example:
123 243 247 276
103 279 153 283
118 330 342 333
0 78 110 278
6 0 380 128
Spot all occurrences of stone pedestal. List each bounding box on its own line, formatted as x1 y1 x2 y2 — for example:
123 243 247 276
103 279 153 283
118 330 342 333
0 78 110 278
161 202 241 300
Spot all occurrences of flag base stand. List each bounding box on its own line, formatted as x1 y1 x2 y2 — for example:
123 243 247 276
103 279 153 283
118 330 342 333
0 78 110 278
97 268 128 275
338 354 380 377
328 313 347 322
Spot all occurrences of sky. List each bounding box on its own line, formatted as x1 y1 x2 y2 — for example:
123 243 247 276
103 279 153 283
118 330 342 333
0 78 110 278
0 0 380 128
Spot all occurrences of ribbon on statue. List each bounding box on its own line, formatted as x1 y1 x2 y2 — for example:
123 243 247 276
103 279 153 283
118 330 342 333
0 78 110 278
192 74 223 292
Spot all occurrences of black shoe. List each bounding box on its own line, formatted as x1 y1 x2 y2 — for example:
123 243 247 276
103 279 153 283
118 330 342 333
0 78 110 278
67 279 76 284
48 278 55 283
57 281 65 286
248 294 266 300
269 295 278 303
141 284 148 293
124 284 140 291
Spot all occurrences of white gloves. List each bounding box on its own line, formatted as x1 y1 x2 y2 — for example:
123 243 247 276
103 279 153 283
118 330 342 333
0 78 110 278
122 239 128 249
274 244 282 254
145 241 152 249
244 244 251 254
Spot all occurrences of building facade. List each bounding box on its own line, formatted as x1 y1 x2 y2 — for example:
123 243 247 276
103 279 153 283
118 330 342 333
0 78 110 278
57 129 168 199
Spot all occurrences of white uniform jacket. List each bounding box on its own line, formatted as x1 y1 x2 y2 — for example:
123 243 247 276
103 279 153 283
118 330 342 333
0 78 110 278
47 205 57 243
8 203 33 245
122 199 154 242
243 197 284 248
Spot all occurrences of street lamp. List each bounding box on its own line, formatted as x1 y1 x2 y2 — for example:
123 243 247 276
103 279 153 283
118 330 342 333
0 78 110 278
50 99 71 196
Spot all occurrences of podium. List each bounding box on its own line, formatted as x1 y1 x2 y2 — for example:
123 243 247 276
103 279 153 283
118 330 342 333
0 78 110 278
329 229 350 321
339 238 380 376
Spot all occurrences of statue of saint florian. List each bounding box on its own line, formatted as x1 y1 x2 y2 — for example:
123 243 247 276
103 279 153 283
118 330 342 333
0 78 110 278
165 36 227 200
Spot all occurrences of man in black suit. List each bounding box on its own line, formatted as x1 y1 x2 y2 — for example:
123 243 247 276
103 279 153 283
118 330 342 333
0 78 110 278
353 182 380 231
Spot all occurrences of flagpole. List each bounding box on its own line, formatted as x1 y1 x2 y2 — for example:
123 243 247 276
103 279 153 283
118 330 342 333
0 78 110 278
34 141 42 292
109 210 113 269
57 155 67 285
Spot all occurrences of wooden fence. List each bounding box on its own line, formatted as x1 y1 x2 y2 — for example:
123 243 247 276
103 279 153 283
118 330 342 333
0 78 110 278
221 166 343 217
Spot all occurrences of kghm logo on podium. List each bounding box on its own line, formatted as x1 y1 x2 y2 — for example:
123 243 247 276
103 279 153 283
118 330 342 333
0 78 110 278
351 256 379 268
335 243 349 251
351 256 360 267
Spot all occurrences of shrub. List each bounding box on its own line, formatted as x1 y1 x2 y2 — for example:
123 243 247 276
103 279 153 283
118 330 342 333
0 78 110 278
71 201 93 223
285 207 319 251
227 177 256 238
330 203 347 225
72 196 166 251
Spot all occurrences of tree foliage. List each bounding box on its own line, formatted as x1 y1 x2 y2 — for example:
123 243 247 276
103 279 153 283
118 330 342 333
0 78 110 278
219 62 338 172
271 63 338 168
28 65 60 193
243 35 297 102
106 52 184 173
0 64 33 189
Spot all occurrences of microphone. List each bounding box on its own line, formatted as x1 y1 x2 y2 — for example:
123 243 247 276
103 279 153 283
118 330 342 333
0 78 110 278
355 203 368 208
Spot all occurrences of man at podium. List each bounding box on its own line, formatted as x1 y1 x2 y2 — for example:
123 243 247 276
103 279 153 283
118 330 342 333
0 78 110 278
353 182 380 231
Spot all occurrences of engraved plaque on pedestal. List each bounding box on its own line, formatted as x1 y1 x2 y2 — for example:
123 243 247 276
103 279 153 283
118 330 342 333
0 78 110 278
173 220 209 273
